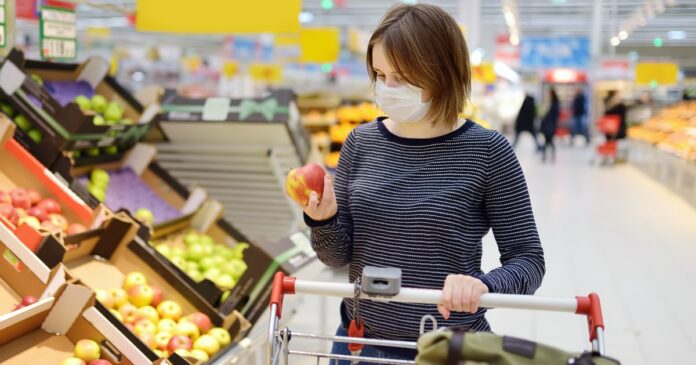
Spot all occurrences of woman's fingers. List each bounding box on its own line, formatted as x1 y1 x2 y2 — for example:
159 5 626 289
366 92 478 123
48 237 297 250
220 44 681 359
470 286 482 314
440 278 453 319
451 281 464 312
437 304 450 320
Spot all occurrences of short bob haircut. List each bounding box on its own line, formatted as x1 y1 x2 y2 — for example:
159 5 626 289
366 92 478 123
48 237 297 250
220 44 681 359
367 3 471 129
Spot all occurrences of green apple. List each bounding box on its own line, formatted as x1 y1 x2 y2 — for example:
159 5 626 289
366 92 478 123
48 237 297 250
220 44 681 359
208 327 231 347
91 95 108 113
222 260 247 279
220 291 231 303
199 235 215 246
92 115 106 126
1 103 15 117
135 208 154 225
186 243 206 262
193 334 220 356
121 118 134 125
211 255 225 267
103 145 119 155
198 257 217 272
90 168 110 186
155 243 171 258
170 256 186 269
170 246 186 259
123 271 148 290
74 95 92 111
214 274 235 289
203 268 222 282
27 128 43 144
72 150 81 158
185 269 203 282
14 114 32 131
30 73 43 87
86 147 101 157
183 261 199 272
105 102 124 122
183 232 200 246
87 185 106 202
189 348 210 362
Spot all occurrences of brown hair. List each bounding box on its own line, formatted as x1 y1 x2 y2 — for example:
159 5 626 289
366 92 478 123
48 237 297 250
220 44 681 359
367 3 471 129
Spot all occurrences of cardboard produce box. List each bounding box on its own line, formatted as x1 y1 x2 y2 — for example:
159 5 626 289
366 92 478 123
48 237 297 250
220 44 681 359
0 282 158 365
0 117 112 268
62 212 247 337
52 143 207 227
0 49 159 166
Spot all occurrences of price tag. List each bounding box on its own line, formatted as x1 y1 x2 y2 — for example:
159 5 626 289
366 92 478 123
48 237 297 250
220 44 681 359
40 6 77 60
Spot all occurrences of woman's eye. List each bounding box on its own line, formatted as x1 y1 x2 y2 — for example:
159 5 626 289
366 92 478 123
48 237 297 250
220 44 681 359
376 74 386 81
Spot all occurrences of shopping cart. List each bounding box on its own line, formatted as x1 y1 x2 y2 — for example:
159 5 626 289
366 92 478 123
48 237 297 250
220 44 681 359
268 268 606 365
594 115 621 164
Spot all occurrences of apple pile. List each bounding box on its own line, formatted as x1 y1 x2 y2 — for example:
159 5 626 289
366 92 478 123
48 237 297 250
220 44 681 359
60 339 113 365
87 169 110 203
286 163 326 207
0 188 87 237
0 102 43 144
74 95 134 127
96 272 232 361
151 231 249 292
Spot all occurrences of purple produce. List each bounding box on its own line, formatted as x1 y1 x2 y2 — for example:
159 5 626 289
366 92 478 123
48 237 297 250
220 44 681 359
79 168 180 224
42 81 95 107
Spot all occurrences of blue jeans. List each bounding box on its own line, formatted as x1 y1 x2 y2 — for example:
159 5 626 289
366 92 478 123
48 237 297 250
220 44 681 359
329 325 414 365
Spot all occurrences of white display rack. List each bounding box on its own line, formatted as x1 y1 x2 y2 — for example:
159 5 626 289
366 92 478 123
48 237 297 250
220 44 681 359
155 142 304 242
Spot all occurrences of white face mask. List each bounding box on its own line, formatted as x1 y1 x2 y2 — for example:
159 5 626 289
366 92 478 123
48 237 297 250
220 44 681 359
375 79 430 123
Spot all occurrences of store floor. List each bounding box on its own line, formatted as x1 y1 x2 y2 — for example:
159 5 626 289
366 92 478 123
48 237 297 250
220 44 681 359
283 136 696 364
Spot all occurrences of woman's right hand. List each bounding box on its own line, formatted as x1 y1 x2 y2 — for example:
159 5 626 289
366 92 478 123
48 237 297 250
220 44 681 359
302 174 337 221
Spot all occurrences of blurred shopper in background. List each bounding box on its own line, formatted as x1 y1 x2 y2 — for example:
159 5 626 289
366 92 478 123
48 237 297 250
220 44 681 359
604 90 627 141
571 88 590 146
513 92 540 150
540 87 560 162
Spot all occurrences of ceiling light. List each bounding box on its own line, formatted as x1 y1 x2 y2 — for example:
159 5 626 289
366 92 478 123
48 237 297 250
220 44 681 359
610 37 620 46
668 30 686 40
618 30 628 40
653 37 663 47
299 12 314 24
504 12 516 26
552 0 566 4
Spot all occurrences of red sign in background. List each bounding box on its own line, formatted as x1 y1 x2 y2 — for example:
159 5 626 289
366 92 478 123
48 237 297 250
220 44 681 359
16 0 76 20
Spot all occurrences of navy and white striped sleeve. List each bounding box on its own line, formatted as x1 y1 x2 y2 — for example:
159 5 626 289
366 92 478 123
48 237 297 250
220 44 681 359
479 132 546 294
303 131 356 268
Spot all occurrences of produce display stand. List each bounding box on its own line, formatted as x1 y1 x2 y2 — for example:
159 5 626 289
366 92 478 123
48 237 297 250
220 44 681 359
0 280 159 365
628 140 696 209
0 117 119 268
0 49 159 167
150 89 308 242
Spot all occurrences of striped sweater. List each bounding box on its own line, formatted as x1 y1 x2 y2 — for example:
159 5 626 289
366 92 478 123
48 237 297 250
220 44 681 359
305 118 545 343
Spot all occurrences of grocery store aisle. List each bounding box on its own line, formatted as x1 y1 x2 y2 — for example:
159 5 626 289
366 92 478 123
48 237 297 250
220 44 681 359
284 137 696 365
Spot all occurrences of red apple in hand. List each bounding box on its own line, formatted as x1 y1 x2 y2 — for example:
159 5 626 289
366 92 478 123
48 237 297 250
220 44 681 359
10 189 31 209
285 163 326 206
167 335 193 352
26 206 48 221
37 198 62 214
26 189 41 206
0 203 19 226
185 312 213 333
67 223 88 235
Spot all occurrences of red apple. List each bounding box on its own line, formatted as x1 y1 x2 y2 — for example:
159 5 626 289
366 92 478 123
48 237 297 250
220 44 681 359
13 304 25 311
74 339 100 362
95 289 115 309
21 296 38 306
135 305 160 323
118 303 138 324
150 285 163 307
124 323 135 332
167 335 193 353
175 320 200 340
110 288 128 308
185 312 213 333
9 188 31 209
0 203 19 226
26 189 41 206
88 360 113 365
128 284 154 307
48 213 69 231
37 198 62 214
67 223 88 235
26 206 48 221
134 319 157 336
123 272 147 290
154 331 173 350
0 191 11 204
285 163 326 206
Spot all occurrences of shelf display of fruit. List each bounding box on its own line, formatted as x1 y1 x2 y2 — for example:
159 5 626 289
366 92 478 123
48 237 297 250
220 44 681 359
94 271 233 361
150 231 249 293
0 282 159 365
629 101 696 161
0 49 157 166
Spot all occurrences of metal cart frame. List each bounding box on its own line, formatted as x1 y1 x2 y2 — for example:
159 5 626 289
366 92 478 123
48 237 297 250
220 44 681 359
268 271 605 365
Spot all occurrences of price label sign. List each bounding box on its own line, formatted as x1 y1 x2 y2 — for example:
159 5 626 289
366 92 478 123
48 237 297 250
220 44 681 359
40 6 77 60
0 0 6 48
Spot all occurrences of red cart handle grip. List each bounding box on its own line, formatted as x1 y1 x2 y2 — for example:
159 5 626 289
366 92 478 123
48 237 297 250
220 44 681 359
576 293 604 341
270 272 296 319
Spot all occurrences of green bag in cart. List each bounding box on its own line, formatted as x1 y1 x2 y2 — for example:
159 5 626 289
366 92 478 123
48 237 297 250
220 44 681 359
416 330 620 365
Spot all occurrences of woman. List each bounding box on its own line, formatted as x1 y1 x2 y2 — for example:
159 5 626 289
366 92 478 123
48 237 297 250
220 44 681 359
540 87 560 162
604 90 627 140
513 92 540 150
299 4 545 363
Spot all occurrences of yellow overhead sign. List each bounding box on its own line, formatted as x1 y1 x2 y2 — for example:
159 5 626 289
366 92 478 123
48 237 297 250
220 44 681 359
300 28 340 63
635 62 679 85
136 0 301 34
249 63 283 83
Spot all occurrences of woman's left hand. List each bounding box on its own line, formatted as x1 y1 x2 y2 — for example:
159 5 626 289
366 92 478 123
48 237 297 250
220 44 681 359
438 274 489 320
